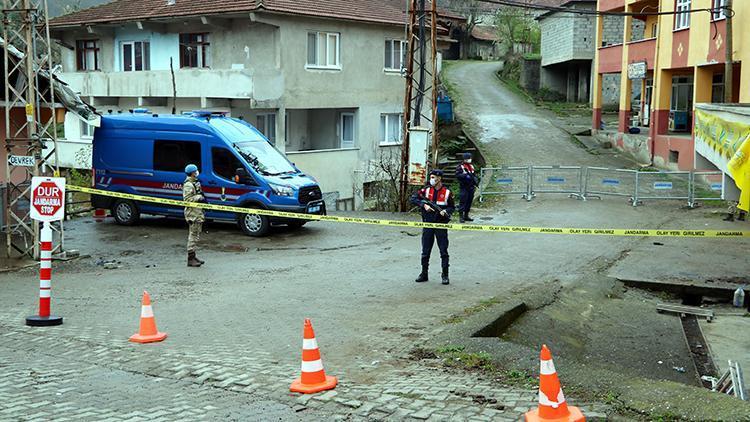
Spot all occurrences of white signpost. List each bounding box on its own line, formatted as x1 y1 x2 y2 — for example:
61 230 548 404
30 176 66 222
27 176 66 327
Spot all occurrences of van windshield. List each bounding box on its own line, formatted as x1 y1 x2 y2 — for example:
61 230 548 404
234 141 296 176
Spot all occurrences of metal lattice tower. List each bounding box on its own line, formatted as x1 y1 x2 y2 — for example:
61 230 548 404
399 0 439 211
3 0 60 258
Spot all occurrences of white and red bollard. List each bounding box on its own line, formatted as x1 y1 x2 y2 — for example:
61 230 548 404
93 208 106 222
26 222 63 327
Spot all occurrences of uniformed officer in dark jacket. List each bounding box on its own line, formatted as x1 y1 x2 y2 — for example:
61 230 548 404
455 152 478 223
411 169 455 285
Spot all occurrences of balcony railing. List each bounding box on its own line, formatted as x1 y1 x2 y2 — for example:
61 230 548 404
59 68 253 99
598 44 623 74
599 0 624 12
627 38 657 70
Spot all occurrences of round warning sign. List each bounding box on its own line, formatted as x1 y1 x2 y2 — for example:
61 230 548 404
30 177 66 222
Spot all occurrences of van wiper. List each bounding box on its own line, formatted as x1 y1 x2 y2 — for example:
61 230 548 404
233 146 267 174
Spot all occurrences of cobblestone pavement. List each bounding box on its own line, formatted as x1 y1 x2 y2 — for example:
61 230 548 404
0 311 610 421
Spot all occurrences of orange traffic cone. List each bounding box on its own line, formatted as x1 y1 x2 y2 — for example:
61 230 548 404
290 318 337 394
525 345 585 422
129 291 167 344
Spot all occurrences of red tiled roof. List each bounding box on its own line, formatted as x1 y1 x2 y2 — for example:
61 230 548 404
50 0 416 28
471 26 499 42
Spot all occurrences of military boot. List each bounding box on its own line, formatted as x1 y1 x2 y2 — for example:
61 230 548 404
195 255 205 265
415 257 429 283
724 212 735 221
739 211 747 221
459 213 466 223
441 267 450 285
463 213 474 222
188 251 202 267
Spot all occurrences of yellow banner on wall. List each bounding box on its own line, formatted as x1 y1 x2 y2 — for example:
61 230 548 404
695 108 750 211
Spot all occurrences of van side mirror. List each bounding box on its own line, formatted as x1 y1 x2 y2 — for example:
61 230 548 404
234 168 253 185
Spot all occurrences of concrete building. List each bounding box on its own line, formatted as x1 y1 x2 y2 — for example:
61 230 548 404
592 0 750 174
49 0 422 210
468 26 502 60
537 0 643 104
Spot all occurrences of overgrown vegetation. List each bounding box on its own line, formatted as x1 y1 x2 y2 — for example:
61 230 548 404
436 345 496 372
495 5 540 82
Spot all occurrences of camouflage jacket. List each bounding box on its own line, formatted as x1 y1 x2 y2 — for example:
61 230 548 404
183 176 205 223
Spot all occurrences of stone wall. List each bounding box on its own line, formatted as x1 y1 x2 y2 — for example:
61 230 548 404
520 57 541 92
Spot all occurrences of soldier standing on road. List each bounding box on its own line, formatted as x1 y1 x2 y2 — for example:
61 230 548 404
183 164 206 267
456 152 478 223
411 169 455 285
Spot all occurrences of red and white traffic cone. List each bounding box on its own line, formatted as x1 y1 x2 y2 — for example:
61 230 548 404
26 222 63 327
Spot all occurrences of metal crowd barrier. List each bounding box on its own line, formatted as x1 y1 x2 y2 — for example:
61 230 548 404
530 166 584 199
582 167 637 202
689 171 725 207
633 171 691 206
478 166 729 208
478 166 531 202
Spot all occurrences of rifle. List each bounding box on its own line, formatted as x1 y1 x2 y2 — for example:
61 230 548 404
421 198 448 216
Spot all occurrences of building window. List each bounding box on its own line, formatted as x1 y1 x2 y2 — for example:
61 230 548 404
711 73 724 103
180 33 211 68
76 40 99 71
153 140 201 173
669 150 679 163
121 41 150 71
384 39 406 71
379 113 403 145
256 113 276 142
307 32 340 69
340 113 355 148
712 0 727 20
651 23 658 38
80 121 94 138
674 0 691 30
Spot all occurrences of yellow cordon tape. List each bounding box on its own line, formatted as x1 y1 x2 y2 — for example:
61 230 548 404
67 185 750 238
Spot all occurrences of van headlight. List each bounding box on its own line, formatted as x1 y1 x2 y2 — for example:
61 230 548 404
270 183 294 197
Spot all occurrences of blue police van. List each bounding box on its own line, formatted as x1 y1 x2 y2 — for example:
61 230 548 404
91 111 325 236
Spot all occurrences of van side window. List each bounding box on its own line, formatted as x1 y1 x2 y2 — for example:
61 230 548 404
154 140 201 173
212 147 245 182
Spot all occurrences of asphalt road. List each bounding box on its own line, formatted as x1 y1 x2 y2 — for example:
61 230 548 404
443 61 625 168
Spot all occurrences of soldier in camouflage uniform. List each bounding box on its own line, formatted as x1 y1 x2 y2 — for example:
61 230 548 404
183 164 206 267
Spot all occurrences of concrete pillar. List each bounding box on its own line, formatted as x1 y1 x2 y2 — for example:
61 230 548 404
694 66 712 106
566 68 577 102
653 69 672 135
618 8 633 133
578 65 589 103
592 15 604 131
276 105 286 153
741 64 750 103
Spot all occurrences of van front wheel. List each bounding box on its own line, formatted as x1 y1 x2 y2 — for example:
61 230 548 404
237 208 270 237
112 199 140 226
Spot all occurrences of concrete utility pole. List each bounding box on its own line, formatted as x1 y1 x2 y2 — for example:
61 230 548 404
398 0 439 212
724 0 733 103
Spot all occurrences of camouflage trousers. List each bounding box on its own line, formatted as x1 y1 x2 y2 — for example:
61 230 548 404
187 221 202 253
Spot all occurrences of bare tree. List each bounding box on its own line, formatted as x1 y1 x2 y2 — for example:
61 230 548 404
357 148 403 211
63 0 84 15
442 0 484 59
